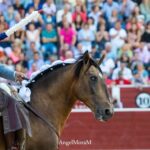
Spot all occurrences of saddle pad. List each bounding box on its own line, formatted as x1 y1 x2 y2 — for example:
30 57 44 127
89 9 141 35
0 83 11 95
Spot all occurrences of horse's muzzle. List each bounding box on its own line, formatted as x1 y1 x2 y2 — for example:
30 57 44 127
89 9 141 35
95 107 114 122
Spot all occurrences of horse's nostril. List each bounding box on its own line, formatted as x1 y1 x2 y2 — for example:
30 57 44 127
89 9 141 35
105 109 112 116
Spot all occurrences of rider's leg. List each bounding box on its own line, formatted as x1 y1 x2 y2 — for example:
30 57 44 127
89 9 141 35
4 132 17 150
15 129 26 150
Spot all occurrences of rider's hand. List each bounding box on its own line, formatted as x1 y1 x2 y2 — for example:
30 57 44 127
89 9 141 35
15 71 26 82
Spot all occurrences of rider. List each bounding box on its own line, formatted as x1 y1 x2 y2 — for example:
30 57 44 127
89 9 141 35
0 63 26 150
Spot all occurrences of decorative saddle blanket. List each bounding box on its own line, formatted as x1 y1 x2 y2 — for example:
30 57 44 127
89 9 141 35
0 84 32 136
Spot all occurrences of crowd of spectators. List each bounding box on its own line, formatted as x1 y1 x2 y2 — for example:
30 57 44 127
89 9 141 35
0 0 149 86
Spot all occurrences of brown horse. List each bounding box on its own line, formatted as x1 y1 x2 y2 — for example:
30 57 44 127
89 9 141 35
0 51 114 150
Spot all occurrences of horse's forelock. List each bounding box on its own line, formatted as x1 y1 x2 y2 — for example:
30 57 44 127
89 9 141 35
74 56 102 78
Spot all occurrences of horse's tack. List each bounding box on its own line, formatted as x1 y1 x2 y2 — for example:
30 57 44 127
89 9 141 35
22 101 59 138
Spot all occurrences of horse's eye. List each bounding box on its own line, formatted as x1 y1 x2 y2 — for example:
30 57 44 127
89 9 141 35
90 76 98 82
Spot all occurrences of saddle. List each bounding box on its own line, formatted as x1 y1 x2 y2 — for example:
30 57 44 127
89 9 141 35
0 83 31 150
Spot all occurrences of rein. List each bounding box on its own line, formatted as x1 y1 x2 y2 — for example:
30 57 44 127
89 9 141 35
21 100 59 138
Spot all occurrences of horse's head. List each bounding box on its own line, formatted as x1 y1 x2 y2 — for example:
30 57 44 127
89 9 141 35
74 51 114 121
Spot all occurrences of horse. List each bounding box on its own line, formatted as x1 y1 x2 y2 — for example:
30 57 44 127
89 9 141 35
0 51 114 150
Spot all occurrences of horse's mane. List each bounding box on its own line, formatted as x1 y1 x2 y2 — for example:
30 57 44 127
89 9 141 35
27 62 72 88
27 56 102 88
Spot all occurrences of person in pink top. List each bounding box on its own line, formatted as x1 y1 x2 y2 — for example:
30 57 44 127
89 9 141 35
60 21 76 47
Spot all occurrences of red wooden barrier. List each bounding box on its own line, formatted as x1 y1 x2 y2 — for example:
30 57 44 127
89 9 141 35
60 111 150 150
120 87 150 107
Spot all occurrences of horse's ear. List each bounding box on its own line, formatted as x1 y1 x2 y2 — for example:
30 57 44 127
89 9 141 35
97 51 106 65
83 51 90 64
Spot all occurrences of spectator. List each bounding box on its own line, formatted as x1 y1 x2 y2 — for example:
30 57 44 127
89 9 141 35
41 23 57 58
59 43 70 60
28 51 44 70
141 21 150 43
127 23 141 48
88 4 102 26
96 14 107 31
6 58 15 71
56 3 72 23
109 20 127 55
57 14 67 33
134 42 150 67
118 43 133 60
25 6 43 28
73 14 83 31
131 50 143 72
72 5 87 23
21 0 32 10
15 63 26 74
27 63 38 78
140 0 150 22
26 23 41 49
90 44 100 59
96 24 109 51
59 21 76 47
42 0 56 16
112 60 133 83
72 0 86 13
87 17 96 33
120 0 137 21
87 0 104 13
43 13 56 25
63 50 74 60
119 53 131 68
133 62 149 84
102 0 119 21
103 42 116 60
100 49 115 76
109 9 122 28
26 42 42 63
45 55 58 64
10 12 21 27
77 23 95 52
10 13 25 43
4 5 16 25
13 0 25 17
72 42 83 59
19 53 29 70
27 0 43 11
0 0 10 13
9 39 23 64
71 0 86 8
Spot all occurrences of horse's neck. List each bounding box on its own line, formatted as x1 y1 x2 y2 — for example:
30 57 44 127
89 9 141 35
31 65 77 135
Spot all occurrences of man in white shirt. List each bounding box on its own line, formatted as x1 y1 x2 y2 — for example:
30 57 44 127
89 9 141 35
56 3 72 23
109 20 127 55
42 0 56 16
77 23 95 52
112 61 133 81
